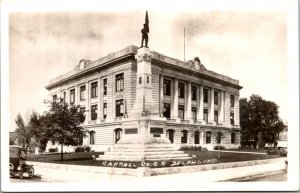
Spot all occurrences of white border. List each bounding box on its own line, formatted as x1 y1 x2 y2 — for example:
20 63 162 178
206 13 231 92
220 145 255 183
1 0 299 191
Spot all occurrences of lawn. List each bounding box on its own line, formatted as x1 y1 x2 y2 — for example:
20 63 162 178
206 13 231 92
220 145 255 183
27 150 282 167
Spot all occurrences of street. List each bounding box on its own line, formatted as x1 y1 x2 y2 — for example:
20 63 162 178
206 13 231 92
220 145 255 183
235 170 287 182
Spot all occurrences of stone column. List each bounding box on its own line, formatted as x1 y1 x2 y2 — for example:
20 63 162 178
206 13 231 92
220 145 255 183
86 82 90 123
234 94 240 126
159 75 164 117
198 85 203 121
172 78 178 119
200 131 204 145
98 78 102 120
219 91 224 123
186 82 191 120
209 88 214 122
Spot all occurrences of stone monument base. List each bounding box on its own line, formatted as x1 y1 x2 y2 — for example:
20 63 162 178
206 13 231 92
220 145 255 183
97 134 191 161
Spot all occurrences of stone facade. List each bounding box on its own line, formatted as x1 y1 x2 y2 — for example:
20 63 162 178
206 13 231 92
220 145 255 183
46 45 242 151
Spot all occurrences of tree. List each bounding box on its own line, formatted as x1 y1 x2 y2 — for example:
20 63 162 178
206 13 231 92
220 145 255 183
27 111 50 154
44 99 87 160
240 94 287 148
15 114 32 148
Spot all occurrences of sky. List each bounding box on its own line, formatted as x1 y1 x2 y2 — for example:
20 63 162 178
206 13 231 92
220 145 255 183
9 9 287 131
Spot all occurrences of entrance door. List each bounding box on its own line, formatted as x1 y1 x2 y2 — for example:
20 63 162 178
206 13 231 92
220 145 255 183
167 129 174 143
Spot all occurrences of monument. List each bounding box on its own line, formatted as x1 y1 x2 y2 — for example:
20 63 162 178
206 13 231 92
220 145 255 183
97 11 191 162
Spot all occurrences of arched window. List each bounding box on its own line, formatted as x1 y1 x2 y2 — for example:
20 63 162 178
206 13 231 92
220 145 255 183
217 132 222 144
166 129 175 143
231 133 236 144
181 130 188 144
206 131 211 144
194 131 200 144
114 128 123 144
89 131 95 145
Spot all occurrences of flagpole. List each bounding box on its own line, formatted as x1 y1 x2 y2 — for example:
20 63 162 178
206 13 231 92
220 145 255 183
184 28 186 61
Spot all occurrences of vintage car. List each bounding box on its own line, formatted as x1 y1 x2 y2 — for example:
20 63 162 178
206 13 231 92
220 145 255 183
9 145 34 179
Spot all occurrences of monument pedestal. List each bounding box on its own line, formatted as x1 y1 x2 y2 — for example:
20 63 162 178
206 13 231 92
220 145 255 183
97 47 192 163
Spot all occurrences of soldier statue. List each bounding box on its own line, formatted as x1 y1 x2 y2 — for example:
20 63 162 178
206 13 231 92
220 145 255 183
141 11 149 47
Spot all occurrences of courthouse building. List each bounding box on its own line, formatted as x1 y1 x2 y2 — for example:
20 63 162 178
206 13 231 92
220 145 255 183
46 45 242 151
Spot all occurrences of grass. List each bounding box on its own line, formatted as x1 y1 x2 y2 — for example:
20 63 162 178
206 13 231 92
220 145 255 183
26 150 282 167
185 151 281 164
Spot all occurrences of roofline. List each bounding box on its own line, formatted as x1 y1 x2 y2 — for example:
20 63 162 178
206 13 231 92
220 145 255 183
46 45 242 90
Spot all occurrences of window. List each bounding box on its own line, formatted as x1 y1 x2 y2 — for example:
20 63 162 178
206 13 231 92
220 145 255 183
217 132 222 144
103 103 107 119
203 88 208 103
230 113 234 125
80 107 86 121
192 86 197 100
63 92 66 103
178 82 185 98
147 76 149 83
214 111 218 123
230 95 235 107
103 79 107 96
163 103 170 118
90 131 95 145
203 109 208 122
115 129 122 144
166 129 174 143
116 73 124 92
52 94 57 102
214 91 218 105
192 107 197 121
231 133 236 144
91 82 98 98
139 77 142 84
70 89 75 104
206 131 211 144
91 105 98 120
178 105 184 120
194 131 200 144
116 99 124 117
181 130 188 143
80 85 86 101
163 79 171 96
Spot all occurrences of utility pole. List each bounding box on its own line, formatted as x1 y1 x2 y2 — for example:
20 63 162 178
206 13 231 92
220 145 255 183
184 28 186 61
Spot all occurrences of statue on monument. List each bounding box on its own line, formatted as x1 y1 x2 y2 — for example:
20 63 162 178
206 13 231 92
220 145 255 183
141 11 149 48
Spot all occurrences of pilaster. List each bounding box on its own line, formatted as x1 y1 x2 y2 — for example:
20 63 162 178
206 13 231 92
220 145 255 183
186 82 192 120
172 78 178 119
209 88 214 122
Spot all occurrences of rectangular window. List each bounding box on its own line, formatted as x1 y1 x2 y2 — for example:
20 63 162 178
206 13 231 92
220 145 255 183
70 89 75 104
178 105 184 120
116 99 124 117
163 79 171 96
52 94 57 102
116 73 124 92
214 91 218 105
163 103 171 118
203 88 208 103
103 78 107 96
147 76 149 83
91 82 98 98
63 92 66 103
80 85 86 101
192 107 197 121
91 105 98 120
203 109 208 122
230 95 235 107
192 86 197 101
178 82 185 98
139 77 142 84
80 107 86 120
230 113 234 125
214 110 218 123
103 103 107 119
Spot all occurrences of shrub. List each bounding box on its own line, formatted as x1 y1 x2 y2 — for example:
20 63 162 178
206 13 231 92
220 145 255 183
179 145 203 151
48 147 58 152
84 145 91 152
213 145 225 150
266 148 287 157
75 146 85 152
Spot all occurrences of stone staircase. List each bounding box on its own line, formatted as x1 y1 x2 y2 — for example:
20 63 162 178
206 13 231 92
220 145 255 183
96 134 192 161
